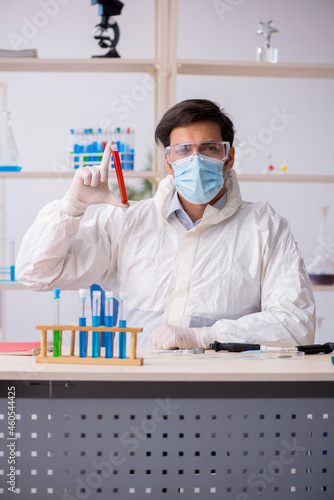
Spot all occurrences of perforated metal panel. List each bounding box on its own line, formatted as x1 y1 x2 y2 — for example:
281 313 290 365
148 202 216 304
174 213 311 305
0 381 333 499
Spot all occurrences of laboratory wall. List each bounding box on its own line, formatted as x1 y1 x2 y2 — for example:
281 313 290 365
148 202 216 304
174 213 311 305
0 0 333 343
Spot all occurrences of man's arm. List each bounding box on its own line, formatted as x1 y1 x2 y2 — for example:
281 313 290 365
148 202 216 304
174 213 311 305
16 201 115 291
16 141 129 291
212 218 315 347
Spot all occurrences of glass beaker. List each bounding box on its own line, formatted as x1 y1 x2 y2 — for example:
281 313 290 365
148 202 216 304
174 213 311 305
0 111 22 171
307 206 334 285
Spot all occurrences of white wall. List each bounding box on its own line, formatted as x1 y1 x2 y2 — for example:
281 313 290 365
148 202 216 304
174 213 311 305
0 0 333 343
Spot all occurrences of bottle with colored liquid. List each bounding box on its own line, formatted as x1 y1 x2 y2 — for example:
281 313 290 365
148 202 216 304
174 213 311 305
0 111 22 172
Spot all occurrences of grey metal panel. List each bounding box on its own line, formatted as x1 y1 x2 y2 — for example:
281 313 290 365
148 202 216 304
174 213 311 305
0 385 333 499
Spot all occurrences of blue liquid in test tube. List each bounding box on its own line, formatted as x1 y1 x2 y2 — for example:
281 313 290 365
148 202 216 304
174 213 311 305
118 293 127 359
79 289 88 357
10 240 15 281
92 290 101 358
105 291 114 358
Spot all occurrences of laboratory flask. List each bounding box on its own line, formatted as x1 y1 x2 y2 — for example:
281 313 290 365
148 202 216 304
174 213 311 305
0 111 22 171
307 206 334 285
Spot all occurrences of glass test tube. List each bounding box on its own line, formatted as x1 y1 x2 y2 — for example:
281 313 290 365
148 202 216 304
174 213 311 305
9 240 15 281
79 289 87 358
92 290 101 358
105 291 114 358
53 288 61 357
118 293 127 359
111 143 128 204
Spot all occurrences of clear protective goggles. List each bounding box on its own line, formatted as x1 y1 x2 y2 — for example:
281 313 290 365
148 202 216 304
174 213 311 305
166 141 230 165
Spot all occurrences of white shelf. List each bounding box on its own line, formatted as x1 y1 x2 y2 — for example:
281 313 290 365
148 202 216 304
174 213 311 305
0 170 160 182
3 58 333 80
236 174 334 183
0 58 159 74
0 281 26 290
177 60 334 79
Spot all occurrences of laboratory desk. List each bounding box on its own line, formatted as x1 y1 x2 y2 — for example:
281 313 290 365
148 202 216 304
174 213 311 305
0 349 333 499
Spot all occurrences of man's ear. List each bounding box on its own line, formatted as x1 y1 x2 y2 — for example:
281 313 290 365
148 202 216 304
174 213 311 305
226 147 235 170
165 153 174 175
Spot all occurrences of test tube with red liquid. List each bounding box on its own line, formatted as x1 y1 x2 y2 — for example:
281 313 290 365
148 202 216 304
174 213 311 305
111 143 128 204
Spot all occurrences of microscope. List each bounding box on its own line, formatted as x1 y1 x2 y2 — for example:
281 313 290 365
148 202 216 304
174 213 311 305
91 0 124 58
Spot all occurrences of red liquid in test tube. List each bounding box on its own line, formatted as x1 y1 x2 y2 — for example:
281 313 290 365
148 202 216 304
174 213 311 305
111 144 128 204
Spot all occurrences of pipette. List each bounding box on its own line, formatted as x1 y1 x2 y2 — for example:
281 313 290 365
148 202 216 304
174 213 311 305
53 288 61 357
105 291 114 358
92 290 101 358
111 143 128 204
79 289 88 358
118 293 127 359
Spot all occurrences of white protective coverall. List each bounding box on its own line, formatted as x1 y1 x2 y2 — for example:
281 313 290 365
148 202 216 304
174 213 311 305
16 170 315 348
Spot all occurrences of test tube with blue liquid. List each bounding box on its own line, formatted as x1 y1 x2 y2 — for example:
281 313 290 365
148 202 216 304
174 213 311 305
10 240 15 281
79 289 88 358
118 293 127 359
105 291 114 358
92 290 101 358
53 288 61 357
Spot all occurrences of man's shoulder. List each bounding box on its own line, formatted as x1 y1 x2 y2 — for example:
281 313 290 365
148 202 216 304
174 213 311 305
241 199 282 217
238 199 287 230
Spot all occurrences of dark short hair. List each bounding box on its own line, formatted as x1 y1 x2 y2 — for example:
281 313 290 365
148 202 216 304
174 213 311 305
155 99 235 148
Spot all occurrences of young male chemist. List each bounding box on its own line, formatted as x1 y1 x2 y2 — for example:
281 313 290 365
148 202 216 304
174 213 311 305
16 99 315 349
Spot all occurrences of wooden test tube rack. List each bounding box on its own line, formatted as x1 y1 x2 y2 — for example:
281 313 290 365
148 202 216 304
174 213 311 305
35 325 143 366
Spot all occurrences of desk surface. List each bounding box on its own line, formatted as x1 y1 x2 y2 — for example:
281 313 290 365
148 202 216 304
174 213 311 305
0 349 333 382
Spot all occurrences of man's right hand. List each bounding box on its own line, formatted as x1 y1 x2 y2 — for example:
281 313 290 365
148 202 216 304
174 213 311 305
65 141 129 211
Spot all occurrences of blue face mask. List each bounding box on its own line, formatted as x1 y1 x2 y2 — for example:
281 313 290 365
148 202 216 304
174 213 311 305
172 153 225 204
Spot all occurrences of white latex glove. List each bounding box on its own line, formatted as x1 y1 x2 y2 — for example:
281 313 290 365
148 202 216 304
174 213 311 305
149 323 217 350
60 141 129 216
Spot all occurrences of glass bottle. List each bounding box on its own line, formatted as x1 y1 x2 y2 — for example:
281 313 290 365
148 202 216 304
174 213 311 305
307 206 334 284
0 111 22 171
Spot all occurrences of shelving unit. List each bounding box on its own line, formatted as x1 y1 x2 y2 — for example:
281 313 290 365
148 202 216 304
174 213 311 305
0 0 333 341
0 0 174 340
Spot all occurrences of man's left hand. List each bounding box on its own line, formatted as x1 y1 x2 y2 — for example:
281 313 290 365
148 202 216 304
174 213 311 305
149 324 217 350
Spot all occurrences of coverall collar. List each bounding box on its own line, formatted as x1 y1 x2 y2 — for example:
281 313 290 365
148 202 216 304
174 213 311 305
155 169 243 227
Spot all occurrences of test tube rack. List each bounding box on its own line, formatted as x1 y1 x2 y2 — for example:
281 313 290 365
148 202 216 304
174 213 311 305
35 325 143 366
69 152 135 170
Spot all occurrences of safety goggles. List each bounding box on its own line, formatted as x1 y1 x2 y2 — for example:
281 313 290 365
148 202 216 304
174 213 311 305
166 141 230 164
